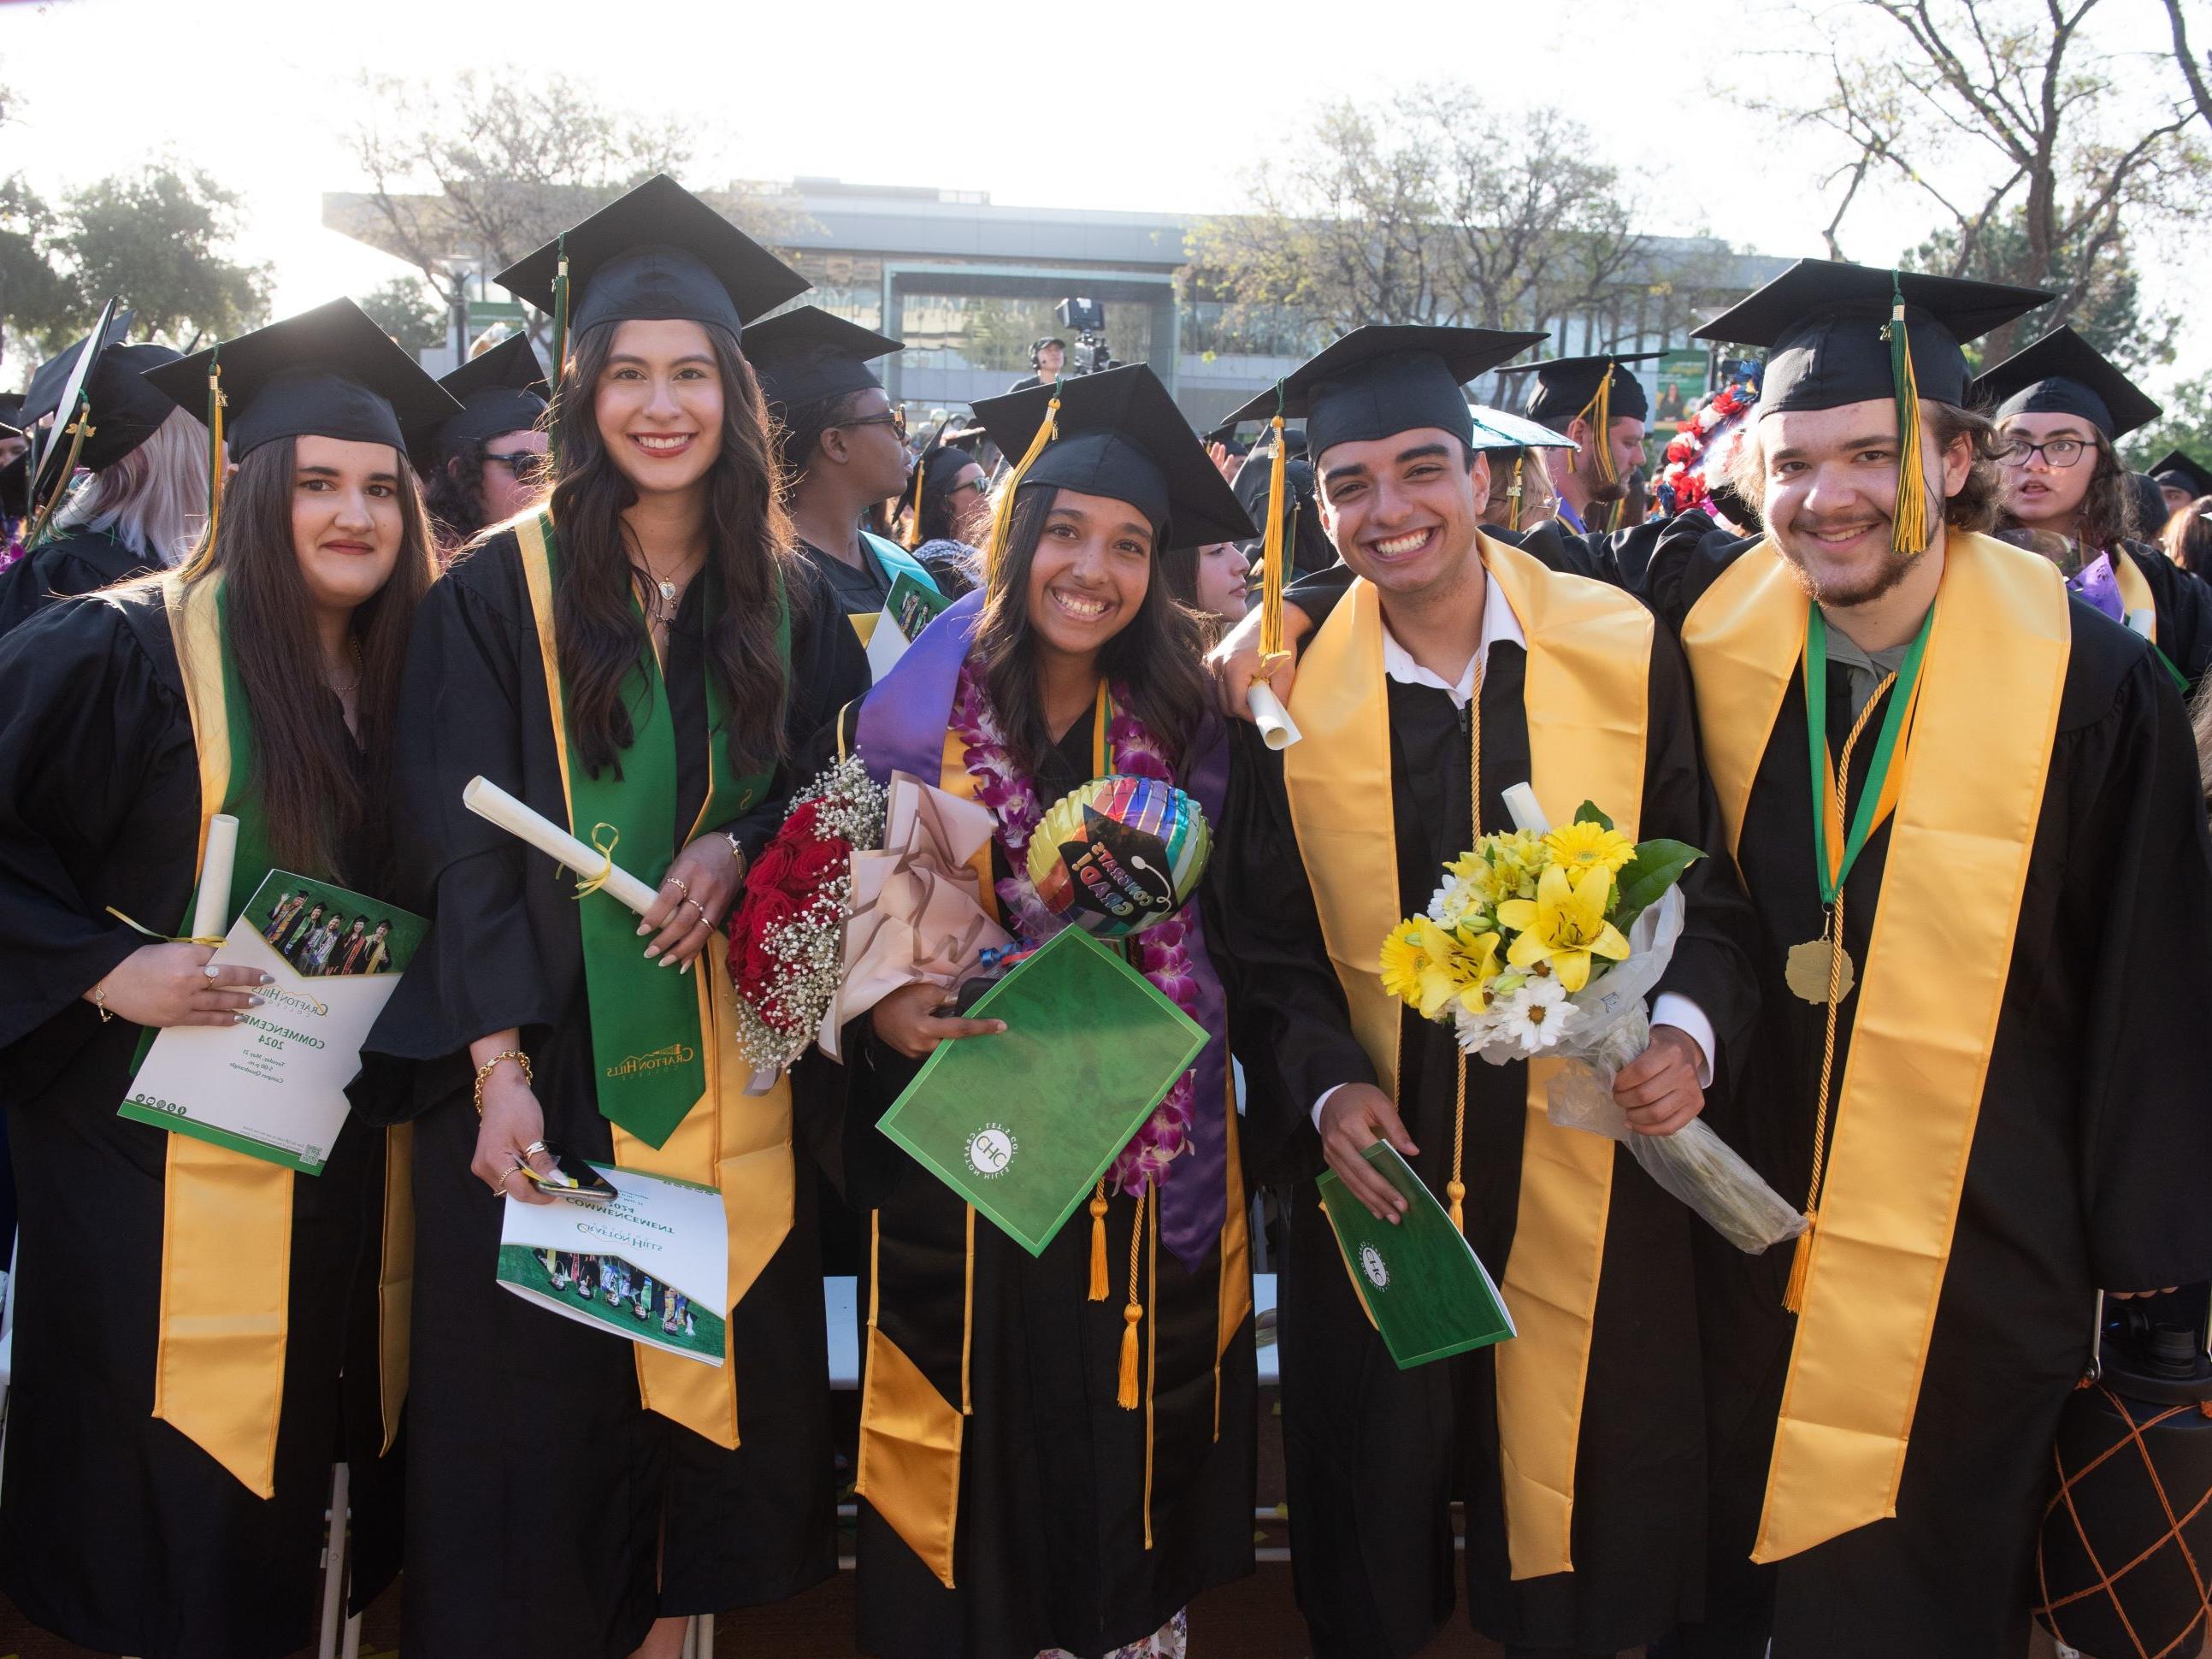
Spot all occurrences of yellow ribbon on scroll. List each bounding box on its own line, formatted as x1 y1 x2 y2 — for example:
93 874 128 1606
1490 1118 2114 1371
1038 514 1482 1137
515 516 793 1449
1678 534 2067 1562
1283 535 1653 1579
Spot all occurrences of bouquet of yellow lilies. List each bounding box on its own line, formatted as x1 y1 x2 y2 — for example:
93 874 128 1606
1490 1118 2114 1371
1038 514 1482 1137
1380 790 1806 1253
1379 800 1701 1061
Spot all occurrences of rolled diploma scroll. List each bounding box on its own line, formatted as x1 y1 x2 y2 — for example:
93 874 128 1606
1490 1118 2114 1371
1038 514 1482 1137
1501 782 1551 835
192 814 240 940
1244 682 1302 750
462 776 660 918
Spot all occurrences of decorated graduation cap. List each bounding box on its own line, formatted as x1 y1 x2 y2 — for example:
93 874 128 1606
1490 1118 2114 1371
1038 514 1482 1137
2149 448 2212 502
969 363 1253 569
1469 404 1578 533
412 332 548 470
742 304 901 412
1696 257 2051 554
1972 325 2162 440
1223 324 1545 460
495 174 810 380
23 310 185 475
145 297 459 541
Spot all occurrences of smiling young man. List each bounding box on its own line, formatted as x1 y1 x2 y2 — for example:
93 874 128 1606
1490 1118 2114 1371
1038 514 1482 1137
1209 325 1761 1659
744 304 941 656
1973 324 2212 693
1618 261 2212 1659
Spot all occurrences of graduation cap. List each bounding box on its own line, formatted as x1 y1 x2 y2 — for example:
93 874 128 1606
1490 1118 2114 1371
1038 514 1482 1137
1971 326 2162 440
413 332 549 469
2148 448 2212 502
1696 257 2051 553
1501 351 1665 430
740 304 901 411
894 418 983 549
1468 404 1578 452
1202 419 1252 455
145 298 460 540
1223 324 1545 460
0 393 21 440
495 174 810 375
969 363 1254 562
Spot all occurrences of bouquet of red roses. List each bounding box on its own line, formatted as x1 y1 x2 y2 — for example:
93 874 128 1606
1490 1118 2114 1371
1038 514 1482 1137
726 754 886 1076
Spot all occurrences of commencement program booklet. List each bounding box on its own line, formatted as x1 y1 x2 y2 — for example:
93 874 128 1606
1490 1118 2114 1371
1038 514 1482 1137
495 1164 728 1366
876 925 1209 1256
864 570 956 681
119 870 426 1174
1318 1142 1517 1369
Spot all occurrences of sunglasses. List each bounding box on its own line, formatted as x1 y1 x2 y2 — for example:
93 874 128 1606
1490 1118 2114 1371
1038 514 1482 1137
835 406 909 440
485 450 551 483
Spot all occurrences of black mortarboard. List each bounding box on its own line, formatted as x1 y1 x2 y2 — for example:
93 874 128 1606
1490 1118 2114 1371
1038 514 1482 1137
22 314 184 473
496 174 809 345
1501 351 1665 430
407 333 548 471
145 298 460 460
1696 257 2050 414
1971 326 2162 440
970 363 1254 552
740 304 901 410
0 393 21 438
2149 448 2212 501
1202 419 1252 454
1224 325 1545 460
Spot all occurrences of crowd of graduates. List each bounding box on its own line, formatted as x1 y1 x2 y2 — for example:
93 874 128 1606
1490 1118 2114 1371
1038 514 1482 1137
0 172 2209 1659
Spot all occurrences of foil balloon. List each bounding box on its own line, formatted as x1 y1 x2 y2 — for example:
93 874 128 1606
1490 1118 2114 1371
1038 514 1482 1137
1027 775 1211 938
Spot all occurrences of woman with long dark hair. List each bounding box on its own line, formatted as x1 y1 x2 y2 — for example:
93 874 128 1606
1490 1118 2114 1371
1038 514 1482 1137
0 322 209 635
0 298 446 1659
1978 325 2212 689
366 175 868 1659
822 364 1259 1659
413 331 551 558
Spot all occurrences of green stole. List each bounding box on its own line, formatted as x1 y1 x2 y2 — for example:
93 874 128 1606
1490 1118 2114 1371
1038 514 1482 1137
514 511 782 1148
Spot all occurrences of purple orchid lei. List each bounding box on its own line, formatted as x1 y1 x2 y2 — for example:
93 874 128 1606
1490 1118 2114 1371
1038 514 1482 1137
948 656 1198 1195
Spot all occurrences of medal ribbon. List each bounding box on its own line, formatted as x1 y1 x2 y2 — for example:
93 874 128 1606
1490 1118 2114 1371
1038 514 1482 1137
1802 602 1932 907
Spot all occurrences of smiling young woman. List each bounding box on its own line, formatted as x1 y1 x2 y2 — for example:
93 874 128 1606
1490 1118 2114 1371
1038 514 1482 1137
363 176 868 1659
0 298 445 1659
813 364 1260 1659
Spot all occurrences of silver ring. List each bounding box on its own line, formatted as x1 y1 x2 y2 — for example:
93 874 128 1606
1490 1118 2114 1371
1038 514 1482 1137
522 1140 549 1158
203 964 221 983
662 875 691 898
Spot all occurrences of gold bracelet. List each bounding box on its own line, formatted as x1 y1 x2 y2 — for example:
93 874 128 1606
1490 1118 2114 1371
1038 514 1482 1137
473 1049 533 1116
91 983 113 1024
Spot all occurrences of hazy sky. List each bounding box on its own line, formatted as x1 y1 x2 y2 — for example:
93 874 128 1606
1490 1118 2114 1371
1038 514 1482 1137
3 0 2203 391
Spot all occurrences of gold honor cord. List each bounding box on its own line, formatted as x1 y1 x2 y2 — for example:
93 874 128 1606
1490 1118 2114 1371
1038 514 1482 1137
23 393 93 549
1447 658 1487 1233
1284 540 1653 1578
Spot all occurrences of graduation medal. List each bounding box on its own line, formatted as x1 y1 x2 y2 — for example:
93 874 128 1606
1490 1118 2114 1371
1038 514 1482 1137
1790 603 1932 1003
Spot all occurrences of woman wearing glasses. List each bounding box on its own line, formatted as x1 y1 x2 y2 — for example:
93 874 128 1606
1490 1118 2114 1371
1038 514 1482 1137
905 429 995 597
414 333 552 559
1977 326 2212 690
366 179 869 1659
743 304 943 647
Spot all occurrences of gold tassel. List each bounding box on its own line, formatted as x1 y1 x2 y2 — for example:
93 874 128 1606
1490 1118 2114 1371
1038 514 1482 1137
1783 1213 1817 1314
1087 1183 1109 1301
902 443 929 551
1118 1187 1145 1411
205 357 227 547
983 387 1061 582
1448 1050 1468 1231
1886 277 1929 558
1579 361 1617 489
1507 452 1526 533
22 393 93 550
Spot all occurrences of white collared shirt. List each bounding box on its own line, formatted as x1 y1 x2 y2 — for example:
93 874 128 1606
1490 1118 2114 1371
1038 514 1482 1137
1310 570 1714 1128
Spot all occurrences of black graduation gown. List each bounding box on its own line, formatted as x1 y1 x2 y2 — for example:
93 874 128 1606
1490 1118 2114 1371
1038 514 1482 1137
815 703 1257 1659
1214 623 1763 1658
2115 536 2212 693
1631 524 2212 1659
0 589 398 1659
363 529 866 1659
0 523 156 635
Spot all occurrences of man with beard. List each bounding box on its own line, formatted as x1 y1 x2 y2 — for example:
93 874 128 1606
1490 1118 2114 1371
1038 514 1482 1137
1499 351 1665 535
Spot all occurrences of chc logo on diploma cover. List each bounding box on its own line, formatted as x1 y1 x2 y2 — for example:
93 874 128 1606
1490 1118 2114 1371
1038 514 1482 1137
1360 1243 1390 1290
964 1124 1018 1178
605 1041 697 1081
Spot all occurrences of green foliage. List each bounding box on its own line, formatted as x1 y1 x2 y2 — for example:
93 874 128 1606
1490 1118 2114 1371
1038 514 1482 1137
1911 213 2174 376
57 165 270 344
356 276 448 353
2126 374 2212 473
1614 841 1704 928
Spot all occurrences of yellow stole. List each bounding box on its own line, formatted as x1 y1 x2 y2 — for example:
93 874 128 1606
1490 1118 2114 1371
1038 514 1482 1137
1678 533 2068 1562
513 517 793 1448
152 572 414 1497
2111 550 2156 635
1283 536 1653 1580
852 704 1252 1588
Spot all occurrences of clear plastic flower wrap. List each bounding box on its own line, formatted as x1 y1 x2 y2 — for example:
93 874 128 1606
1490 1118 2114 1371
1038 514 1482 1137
1541 888 1808 1254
